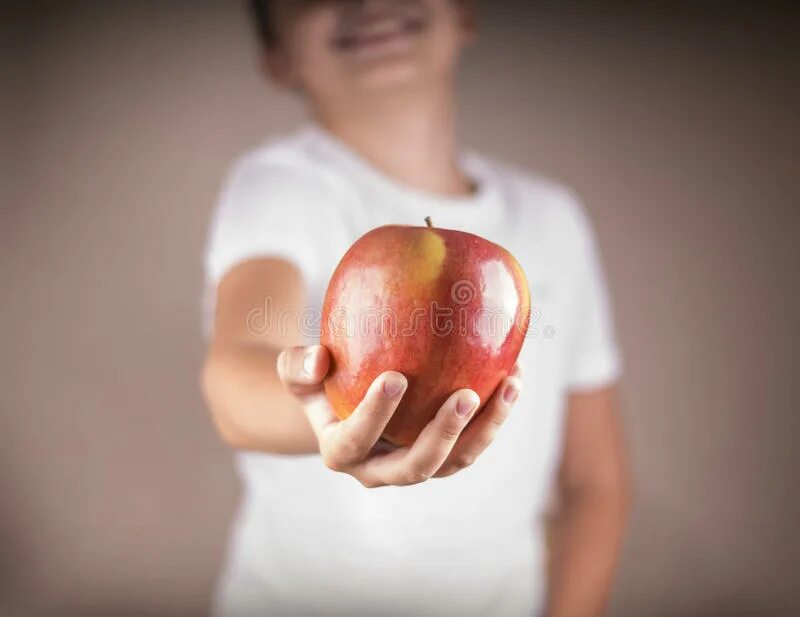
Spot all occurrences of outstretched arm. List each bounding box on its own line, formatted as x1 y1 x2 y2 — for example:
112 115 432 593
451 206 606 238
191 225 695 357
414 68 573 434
201 257 523 486
202 258 320 453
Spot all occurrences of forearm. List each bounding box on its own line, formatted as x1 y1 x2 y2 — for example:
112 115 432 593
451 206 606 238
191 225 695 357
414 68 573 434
545 487 629 617
201 342 319 454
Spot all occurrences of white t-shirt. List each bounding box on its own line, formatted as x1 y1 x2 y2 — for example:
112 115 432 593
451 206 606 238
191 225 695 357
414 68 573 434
204 126 621 617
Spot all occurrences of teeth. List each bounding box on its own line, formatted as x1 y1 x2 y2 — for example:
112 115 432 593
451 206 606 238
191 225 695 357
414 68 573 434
362 22 404 38
334 13 425 51
350 17 417 39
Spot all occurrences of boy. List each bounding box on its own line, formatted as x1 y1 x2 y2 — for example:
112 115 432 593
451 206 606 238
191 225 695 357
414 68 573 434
202 1 629 615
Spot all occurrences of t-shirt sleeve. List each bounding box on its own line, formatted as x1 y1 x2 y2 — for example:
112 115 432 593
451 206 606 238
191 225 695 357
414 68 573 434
564 200 623 391
202 159 327 335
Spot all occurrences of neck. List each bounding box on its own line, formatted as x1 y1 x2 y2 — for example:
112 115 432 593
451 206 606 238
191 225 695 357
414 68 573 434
313 81 473 197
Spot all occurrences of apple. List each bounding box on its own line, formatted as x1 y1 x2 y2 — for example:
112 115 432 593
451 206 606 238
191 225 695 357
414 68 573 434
321 218 530 446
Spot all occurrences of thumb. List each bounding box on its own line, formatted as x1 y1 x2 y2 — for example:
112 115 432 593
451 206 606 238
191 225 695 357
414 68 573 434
277 345 330 394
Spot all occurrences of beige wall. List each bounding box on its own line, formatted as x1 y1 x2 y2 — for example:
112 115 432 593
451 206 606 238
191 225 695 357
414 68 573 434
2 2 798 616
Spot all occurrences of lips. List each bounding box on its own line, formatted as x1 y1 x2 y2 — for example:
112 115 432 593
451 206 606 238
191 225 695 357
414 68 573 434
331 8 427 52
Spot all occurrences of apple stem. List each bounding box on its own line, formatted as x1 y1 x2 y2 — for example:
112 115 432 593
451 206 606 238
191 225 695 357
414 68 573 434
424 216 434 228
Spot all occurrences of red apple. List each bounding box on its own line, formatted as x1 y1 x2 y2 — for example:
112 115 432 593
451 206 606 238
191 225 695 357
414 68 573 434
321 218 530 446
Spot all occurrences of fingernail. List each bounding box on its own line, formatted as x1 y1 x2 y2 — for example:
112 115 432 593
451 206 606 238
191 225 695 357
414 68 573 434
382 378 405 398
503 384 519 405
302 350 316 376
456 394 478 417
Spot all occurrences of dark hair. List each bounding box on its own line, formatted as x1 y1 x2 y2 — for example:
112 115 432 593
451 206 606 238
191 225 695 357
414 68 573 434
249 0 277 49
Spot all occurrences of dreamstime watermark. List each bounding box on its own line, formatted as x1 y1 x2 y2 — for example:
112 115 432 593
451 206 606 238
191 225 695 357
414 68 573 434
245 280 556 341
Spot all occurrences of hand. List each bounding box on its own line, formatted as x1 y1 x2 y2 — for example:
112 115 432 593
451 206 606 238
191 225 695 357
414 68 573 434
277 345 522 488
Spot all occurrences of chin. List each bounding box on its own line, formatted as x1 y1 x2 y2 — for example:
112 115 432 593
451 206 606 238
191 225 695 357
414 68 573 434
350 58 425 91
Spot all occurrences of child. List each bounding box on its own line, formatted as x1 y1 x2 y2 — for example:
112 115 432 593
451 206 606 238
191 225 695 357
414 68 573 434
202 1 629 615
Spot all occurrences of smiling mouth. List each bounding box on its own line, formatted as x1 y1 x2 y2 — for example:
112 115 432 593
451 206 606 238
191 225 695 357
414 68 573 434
331 14 427 53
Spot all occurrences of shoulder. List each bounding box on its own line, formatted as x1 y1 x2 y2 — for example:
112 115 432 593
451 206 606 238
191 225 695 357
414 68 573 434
206 128 358 288
473 153 597 253
219 128 340 211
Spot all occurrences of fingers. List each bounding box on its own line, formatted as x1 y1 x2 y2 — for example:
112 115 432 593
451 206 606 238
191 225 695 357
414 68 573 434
402 390 480 480
307 361 523 488
353 389 480 487
302 392 340 439
435 375 522 478
320 372 407 471
277 345 330 395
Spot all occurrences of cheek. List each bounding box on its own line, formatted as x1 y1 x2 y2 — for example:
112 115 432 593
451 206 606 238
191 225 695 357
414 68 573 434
422 26 465 76
420 0 468 71
285 12 340 89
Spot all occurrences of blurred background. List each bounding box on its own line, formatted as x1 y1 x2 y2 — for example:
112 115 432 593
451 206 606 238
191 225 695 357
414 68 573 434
2 1 799 616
